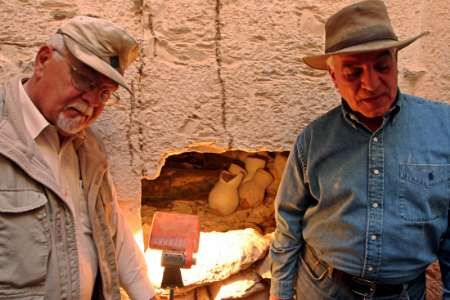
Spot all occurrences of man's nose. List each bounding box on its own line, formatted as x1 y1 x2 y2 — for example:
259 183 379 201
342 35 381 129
360 68 381 92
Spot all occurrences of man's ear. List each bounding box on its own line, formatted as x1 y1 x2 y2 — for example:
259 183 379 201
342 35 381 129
34 45 54 79
328 67 338 88
394 49 399 70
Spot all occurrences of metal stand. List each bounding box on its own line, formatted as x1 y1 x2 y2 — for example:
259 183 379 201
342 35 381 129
169 287 174 300
161 251 185 300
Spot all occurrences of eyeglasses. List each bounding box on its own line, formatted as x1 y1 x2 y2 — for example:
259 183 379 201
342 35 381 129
53 49 116 103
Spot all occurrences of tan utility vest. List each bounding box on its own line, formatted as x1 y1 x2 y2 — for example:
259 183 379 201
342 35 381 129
0 78 120 300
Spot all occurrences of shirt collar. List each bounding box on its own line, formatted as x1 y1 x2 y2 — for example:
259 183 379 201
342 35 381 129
18 79 50 140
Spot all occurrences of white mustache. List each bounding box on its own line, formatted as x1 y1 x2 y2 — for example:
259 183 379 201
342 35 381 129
66 101 93 118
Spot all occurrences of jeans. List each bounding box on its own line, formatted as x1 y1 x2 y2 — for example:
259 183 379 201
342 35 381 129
296 247 426 300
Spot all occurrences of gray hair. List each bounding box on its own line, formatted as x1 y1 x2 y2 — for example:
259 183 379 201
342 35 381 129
326 48 398 71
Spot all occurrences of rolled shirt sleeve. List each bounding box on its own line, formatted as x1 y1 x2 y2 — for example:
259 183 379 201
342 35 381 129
110 177 156 300
116 210 156 300
439 209 450 300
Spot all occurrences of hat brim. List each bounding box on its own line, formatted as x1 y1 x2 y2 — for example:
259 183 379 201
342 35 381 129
302 31 429 70
63 35 133 94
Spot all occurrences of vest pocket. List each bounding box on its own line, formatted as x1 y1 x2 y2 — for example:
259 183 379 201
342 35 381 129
0 190 49 295
399 164 450 223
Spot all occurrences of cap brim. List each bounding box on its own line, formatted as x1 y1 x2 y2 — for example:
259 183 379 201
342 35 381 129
63 36 133 94
302 31 429 70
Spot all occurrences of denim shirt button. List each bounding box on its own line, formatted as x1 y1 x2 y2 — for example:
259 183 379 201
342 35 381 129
370 234 377 240
372 202 379 208
373 169 380 175
367 266 374 272
373 137 378 142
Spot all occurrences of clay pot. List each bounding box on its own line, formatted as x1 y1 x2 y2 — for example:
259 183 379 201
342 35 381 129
267 153 288 196
242 157 266 183
239 169 273 209
237 151 250 163
208 170 244 216
228 163 247 177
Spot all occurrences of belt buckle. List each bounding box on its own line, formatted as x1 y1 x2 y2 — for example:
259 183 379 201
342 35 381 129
350 276 376 297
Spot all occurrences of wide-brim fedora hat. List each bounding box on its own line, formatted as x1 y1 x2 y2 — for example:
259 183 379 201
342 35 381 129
303 0 428 70
57 16 139 93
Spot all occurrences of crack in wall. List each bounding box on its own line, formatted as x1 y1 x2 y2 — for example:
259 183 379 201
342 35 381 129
138 126 146 178
147 5 158 58
137 1 148 177
215 0 233 148
126 0 147 170
127 82 137 167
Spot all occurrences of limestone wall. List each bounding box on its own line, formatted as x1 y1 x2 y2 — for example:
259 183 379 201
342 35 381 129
1 0 449 220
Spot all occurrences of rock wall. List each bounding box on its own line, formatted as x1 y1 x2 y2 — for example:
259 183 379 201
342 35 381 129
1 0 449 226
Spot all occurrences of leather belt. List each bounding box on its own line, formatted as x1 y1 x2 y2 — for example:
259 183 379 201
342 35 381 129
332 268 405 297
303 245 423 298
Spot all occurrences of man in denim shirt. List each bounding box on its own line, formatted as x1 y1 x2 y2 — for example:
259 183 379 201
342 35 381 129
269 1 450 299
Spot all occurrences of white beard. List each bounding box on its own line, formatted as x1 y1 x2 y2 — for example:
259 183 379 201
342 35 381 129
55 102 94 135
56 113 87 135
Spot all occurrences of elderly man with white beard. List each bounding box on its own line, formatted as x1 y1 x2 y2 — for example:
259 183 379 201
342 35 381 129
0 16 156 300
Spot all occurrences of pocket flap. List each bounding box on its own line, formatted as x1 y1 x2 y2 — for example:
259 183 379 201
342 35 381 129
0 190 48 213
400 164 450 187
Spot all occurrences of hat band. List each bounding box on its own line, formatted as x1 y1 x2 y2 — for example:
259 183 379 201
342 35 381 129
325 25 398 53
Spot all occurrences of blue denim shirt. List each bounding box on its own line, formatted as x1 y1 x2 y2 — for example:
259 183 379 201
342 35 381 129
270 92 450 299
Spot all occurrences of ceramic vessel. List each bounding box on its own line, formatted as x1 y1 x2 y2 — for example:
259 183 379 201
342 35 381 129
237 151 250 163
208 170 244 215
228 163 247 177
239 169 273 208
242 156 266 183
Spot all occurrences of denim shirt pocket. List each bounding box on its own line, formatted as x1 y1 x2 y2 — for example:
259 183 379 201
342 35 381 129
399 164 450 223
0 190 49 297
